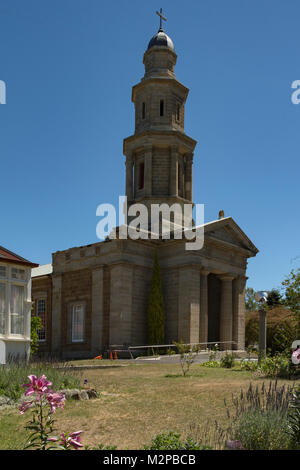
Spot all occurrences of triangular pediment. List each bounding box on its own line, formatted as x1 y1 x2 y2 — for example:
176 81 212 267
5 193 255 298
203 217 258 255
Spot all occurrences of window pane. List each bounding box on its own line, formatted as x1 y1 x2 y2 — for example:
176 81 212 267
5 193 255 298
72 304 84 342
36 299 46 341
160 99 164 116
11 268 25 280
0 284 5 334
138 162 144 190
0 266 6 279
10 285 25 335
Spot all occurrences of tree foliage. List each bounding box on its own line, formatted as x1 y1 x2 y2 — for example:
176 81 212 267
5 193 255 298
282 267 300 316
245 307 296 355
266 289 282 307
31 313 42 357
245 287 259 311
147 251 165 345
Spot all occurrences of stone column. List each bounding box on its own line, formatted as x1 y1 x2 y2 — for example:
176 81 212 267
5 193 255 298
170 145 178 197
125 153 133 201
91 266 104 354
109 264 133 346
178 266 200 344
219 275 234 350
199 269 209 346
51 274 62 357
232 276 247 350
185 153 193 201
144 144 152 196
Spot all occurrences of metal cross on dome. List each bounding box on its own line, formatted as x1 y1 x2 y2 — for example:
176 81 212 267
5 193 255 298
156 8 167 31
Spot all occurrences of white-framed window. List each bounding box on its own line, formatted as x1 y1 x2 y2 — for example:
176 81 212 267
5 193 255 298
36 299 46 342
71 303 85 343
10 284 25 335
11 268 25 280
0 266 6 279
0 283 5 335
0 263 29 338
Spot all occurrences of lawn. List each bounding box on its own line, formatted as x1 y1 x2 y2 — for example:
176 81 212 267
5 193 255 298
0 361 293 450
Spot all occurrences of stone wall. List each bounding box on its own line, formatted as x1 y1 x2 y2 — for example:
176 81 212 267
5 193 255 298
61 268 92 358
162 267 179 343
131 265 152 345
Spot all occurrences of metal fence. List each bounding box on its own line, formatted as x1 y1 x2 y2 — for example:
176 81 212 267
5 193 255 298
125 341 237 359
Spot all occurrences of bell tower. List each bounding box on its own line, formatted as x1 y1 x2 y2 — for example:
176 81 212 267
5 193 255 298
123 11 197 226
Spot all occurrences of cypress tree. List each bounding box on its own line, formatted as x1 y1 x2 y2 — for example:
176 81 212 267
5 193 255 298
147 251 165 345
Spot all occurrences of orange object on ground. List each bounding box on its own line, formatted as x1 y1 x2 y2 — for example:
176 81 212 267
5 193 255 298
109 351 113 360
113 350 118 360
93 355 102 360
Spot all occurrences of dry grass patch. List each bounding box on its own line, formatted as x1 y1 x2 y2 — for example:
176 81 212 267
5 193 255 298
0 362 293 449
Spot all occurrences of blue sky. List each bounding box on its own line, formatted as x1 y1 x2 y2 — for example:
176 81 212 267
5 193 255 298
0 0 299 291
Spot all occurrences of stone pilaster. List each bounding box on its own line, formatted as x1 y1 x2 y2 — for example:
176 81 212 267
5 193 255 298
232 276 247 350
144 144 152 196
51 274 62 356
219 275 234 350
126 153 133 201
199 269 209 346
91 267 104 354
170 145 178 197
178 266 200 343
109 264 133 346
185 153 193 201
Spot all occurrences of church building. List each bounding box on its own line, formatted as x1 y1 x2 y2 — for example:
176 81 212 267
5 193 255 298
32 18 258 359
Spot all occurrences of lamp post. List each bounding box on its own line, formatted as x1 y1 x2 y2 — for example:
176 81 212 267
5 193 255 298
254 291 269 362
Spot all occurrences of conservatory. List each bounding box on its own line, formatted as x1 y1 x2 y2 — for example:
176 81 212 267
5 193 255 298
0 246 38 363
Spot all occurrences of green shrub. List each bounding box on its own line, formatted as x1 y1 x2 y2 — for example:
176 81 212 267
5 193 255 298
0 361 80 400
223 380 293 450
240 359 258 371
208 343 219 361
144 431 211 450
199 360 220 368
256 353 300 379
220 352 235 369
232 409 290 450
174 341 201 376
286 385 300 449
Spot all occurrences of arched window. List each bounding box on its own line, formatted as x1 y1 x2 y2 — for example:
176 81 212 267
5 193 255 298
142 102 146 119
160 99 164 117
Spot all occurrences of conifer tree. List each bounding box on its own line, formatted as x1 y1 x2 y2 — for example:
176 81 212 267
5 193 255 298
147 251 165 345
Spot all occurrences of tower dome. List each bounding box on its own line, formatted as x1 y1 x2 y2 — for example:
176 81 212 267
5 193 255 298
147 29 175 51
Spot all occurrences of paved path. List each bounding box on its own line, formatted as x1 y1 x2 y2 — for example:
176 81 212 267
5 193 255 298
133 352 255 365
134 352 210 364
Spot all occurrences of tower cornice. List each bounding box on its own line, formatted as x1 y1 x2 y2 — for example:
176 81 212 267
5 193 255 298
131 77 189 103
123 130 197 156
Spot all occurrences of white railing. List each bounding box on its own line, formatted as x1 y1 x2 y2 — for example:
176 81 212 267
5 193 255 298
126 341 237 359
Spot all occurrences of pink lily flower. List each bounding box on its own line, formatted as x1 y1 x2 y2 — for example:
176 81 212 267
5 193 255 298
19 400 34 414
46 391 66 414
22 374 52 398
60 431 84 450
